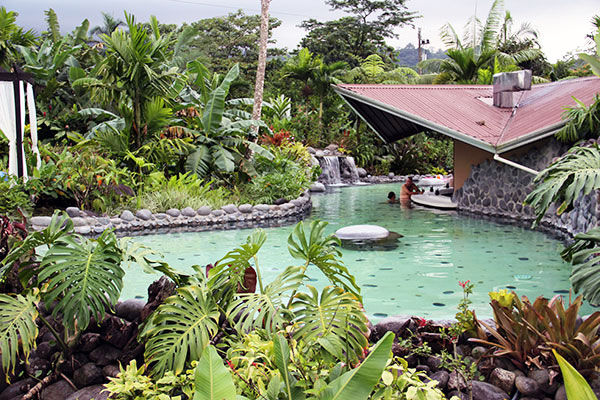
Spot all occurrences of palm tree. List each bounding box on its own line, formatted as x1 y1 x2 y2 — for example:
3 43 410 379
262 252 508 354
0 7 37 69
438 0 541 83
90 12 124 40
251 0 272 130
74 12 182 148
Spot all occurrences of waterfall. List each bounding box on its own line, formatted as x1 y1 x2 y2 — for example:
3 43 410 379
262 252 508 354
341 156 360 183
318 156 342 185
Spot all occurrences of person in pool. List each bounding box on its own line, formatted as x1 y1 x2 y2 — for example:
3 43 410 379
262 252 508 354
400 176 423 204
387 191 399 204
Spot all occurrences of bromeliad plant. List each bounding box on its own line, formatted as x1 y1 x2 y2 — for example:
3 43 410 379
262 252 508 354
473 291 600 372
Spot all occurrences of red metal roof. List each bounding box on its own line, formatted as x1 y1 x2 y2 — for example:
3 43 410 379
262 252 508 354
336 77 600 152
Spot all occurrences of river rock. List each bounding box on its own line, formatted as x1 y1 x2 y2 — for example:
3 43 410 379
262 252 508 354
30 216 52 226
41 380 76 400
135 209 152 220
79 333 101 353
515 376 540 396
66 206 82 217
103 365 120 378
73 363 103 388
528 369 558 394
310 182 326 192
221 204 238 214
166 208 180 217
181 207 196 217
0 378 36 400
211 209 225 217
315 150 325 157
197 206 212 216
74 226 92 235
141 276 176 321
100 316 135 349
357 167 367 177
251 204 268 213
371 315 415 341
89 344 121 366
238 204 253 213
471 381 510 400
429 370 449 389
120 210 135 222
116 299 146 322
425 355 442 371
70 217 87 227
554 385 566 400
471 346 487 359
65 385 109 400
489 367 516 394
448 371 467 391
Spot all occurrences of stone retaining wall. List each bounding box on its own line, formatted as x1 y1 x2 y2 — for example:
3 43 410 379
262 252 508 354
29 192 312 236
454 138 599 237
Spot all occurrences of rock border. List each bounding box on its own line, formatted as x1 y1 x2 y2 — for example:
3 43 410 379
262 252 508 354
29 192 312 237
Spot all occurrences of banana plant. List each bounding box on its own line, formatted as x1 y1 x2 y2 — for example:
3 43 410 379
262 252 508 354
193 345 237 400
181 62 272 180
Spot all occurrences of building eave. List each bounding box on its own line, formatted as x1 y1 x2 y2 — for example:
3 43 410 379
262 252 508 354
334 85 497 154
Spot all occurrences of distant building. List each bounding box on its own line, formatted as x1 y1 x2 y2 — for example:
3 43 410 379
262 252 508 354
335 73 600 236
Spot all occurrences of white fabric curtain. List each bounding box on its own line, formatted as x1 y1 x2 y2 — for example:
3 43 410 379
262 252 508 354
26 83 41 169
18 81 28 179
0 82 17 176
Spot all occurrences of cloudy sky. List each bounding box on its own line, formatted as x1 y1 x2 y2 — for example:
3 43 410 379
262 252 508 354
4 0 598 62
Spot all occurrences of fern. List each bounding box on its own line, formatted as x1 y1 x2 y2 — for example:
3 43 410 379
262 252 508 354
0 291 39 375
288 221 361 301
38 230 124 332
227 266 304 335
291 285 369 363
141 283 220 376
524 144 600 224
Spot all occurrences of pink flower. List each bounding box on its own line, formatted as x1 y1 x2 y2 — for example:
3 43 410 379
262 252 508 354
458 280 470 289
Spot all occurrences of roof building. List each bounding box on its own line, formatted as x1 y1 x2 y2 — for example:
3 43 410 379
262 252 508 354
334 73 600 235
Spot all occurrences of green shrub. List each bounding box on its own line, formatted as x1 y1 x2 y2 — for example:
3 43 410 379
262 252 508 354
0 180 32 217
133 173 231 212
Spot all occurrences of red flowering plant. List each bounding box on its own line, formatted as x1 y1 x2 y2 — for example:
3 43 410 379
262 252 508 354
259 128 292 147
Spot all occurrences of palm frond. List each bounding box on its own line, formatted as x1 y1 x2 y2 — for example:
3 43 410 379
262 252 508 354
561 228 600 305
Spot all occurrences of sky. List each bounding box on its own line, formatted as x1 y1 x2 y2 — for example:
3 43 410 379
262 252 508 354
4 0 598 62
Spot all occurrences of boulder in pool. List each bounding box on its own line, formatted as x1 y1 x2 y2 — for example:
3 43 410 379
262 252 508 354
335 225 390 240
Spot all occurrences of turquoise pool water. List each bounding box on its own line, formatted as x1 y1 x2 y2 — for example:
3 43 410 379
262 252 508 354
123 183 593 320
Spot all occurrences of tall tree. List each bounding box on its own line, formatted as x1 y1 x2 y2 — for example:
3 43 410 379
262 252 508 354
0 7 37 69
90 12 124 39
251 0 271 128
184 10 283 97
299 0 418 66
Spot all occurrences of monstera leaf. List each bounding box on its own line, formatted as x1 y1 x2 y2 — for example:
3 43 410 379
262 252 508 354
561 227 600 305
38 230 123 332
227 266 304 335
0 291 39 375
288 221 360 300
291 285 369 363
141 283 220 376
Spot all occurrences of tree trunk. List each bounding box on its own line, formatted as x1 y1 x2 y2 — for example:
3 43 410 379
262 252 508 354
251 0 271 139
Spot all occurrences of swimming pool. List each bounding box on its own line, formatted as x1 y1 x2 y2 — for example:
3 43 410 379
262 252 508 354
123 183 593 320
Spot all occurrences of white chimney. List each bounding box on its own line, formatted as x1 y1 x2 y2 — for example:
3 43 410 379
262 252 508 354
492 70 532 108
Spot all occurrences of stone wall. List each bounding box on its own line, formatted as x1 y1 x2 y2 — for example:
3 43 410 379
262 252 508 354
29 192 312 237
454 138 599 237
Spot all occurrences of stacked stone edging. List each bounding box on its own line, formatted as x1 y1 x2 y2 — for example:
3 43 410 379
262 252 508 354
454 138 599 238
29 192 312 237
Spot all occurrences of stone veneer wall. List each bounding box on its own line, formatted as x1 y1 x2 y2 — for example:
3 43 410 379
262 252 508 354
29 191 312 237
454 138 599 238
